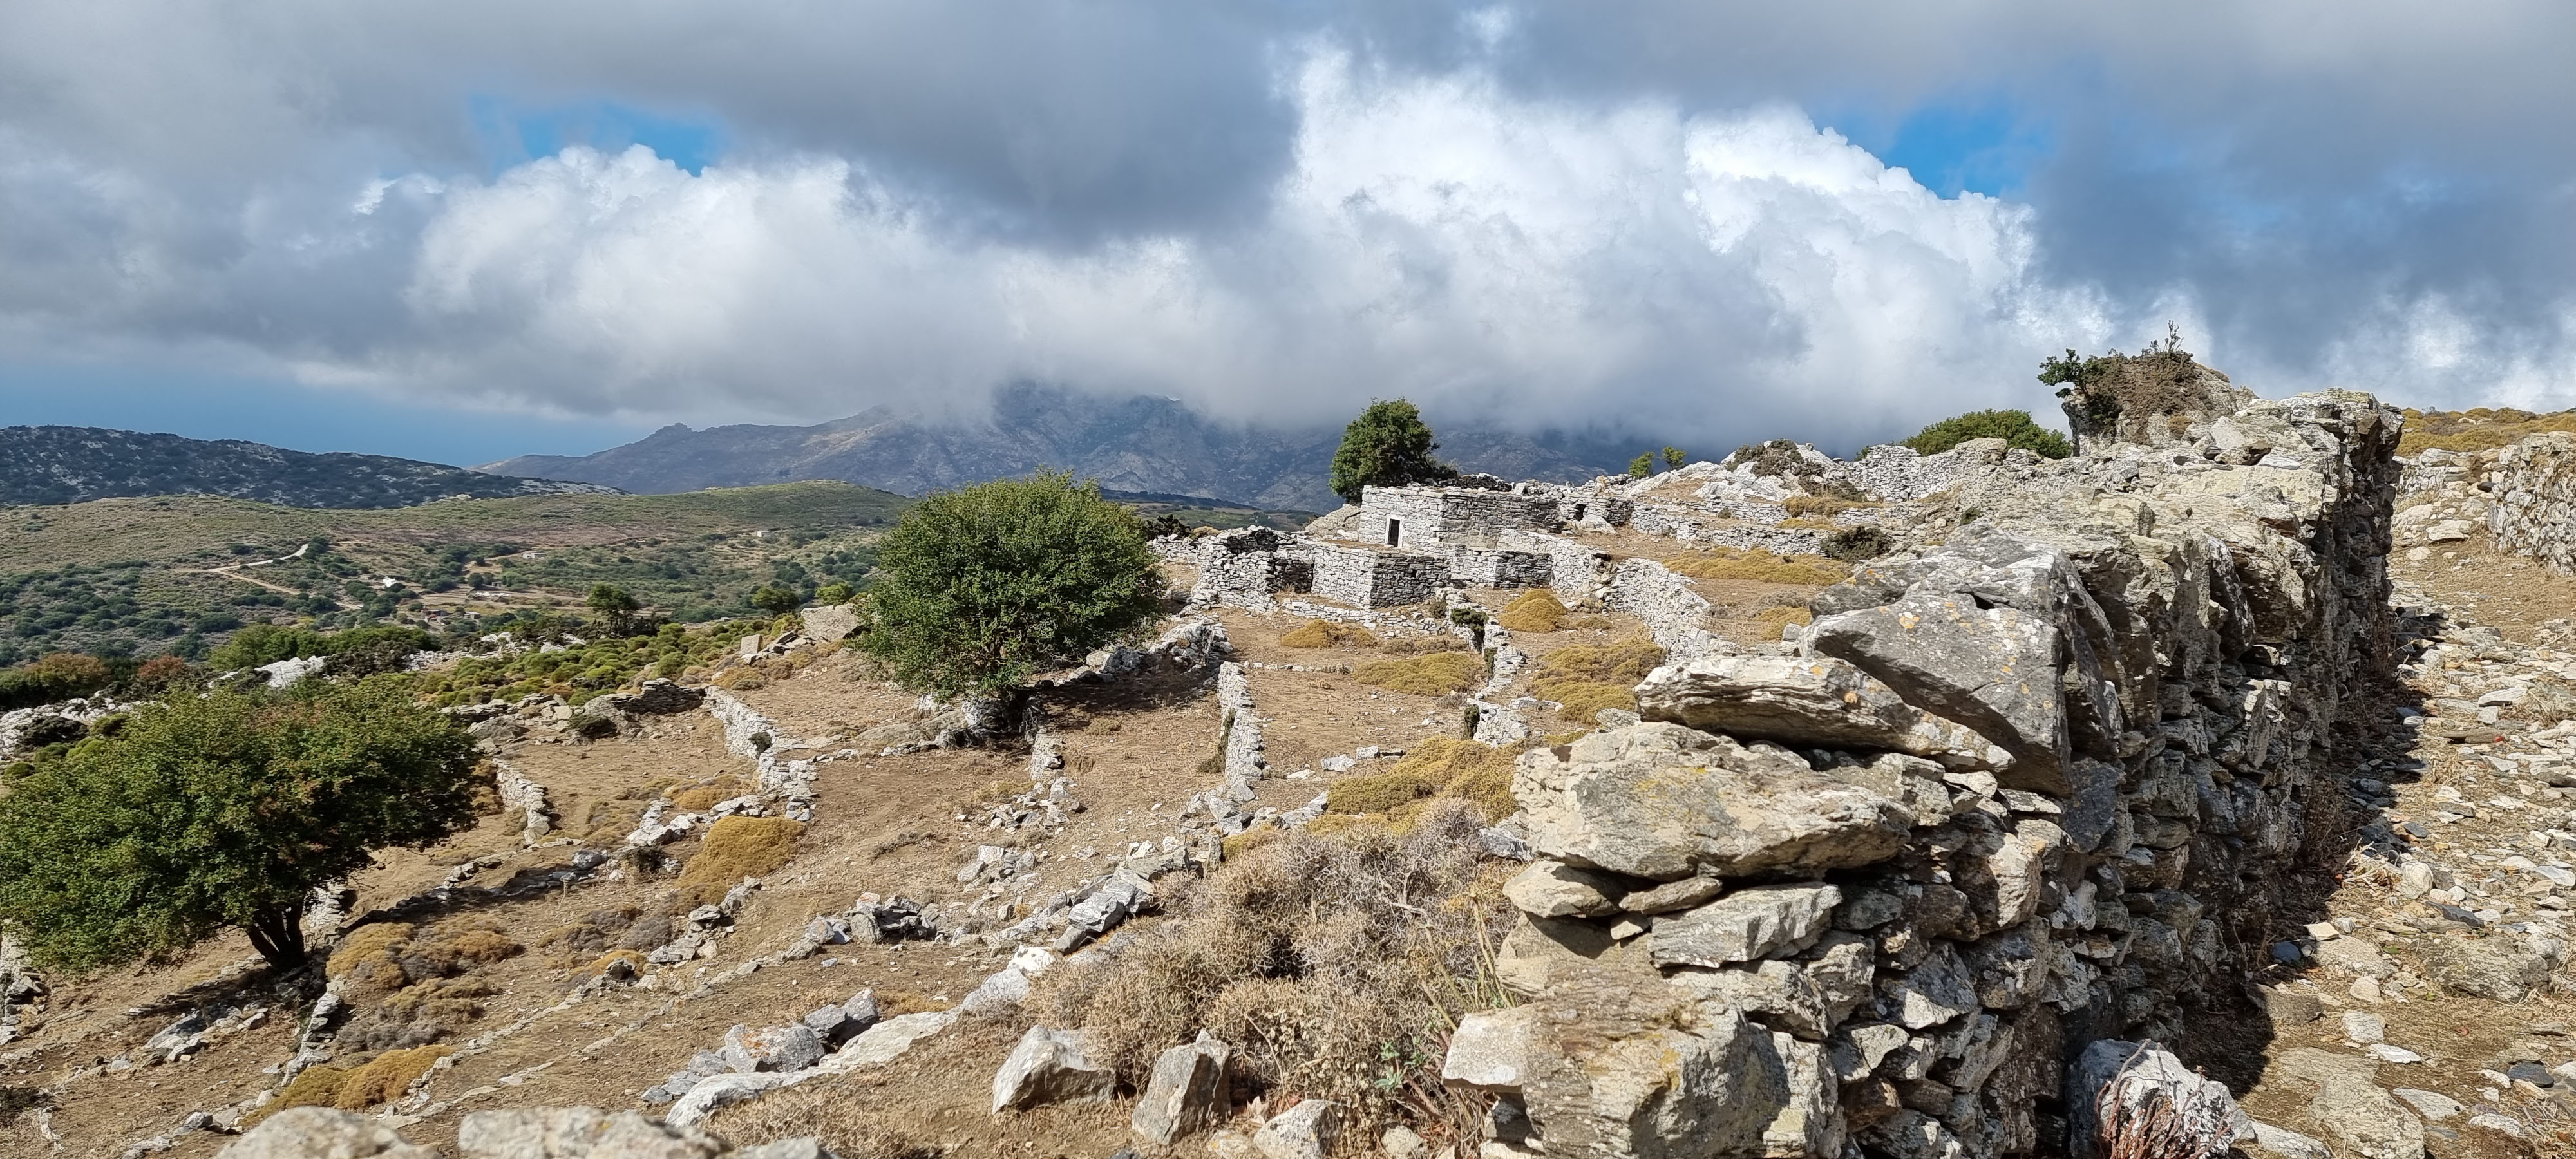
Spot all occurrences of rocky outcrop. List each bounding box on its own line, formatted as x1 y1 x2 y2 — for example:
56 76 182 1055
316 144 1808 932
1464 390 2401 1158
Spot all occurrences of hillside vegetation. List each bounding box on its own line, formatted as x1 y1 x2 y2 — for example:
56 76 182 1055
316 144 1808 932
0 425 612 508
2396 406 2576 455
0 483 907 664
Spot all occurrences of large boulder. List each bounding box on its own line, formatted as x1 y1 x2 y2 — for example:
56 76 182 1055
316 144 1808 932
216 1109 436 1159
2065 1041 2251 1159
1519 979 1792 1159
721 1022 826 1073
1133 1034 1234 1144
1648 883 1843 968
2275 1049 2424 1159
1511 724 1912 881
455 1107 728 1158
1635 654 2009 772
1805 592 2072 795
991 1026 1117 1113
2417 934 2559 1001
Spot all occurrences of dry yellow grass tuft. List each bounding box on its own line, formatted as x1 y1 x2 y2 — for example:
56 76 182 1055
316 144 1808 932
1754 605 1814 639
714 666 768 691
678 815 805 905
1351 650 1483 695
334 1044 452 1109
1324 769 1440 815
1278 619 1381 649
1379 633 1468 655
1324 737 1520 824
1030 808 1506 1127
1496 589 1569 633
670 773 753 813
1530 637 1666 724
325 922 415 992
1664 547 1845 585
245 1065 350 1126
1782 495 1880 518
2397 406 2576 455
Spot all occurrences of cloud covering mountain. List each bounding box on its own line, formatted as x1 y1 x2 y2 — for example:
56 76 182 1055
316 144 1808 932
3 1 2571 458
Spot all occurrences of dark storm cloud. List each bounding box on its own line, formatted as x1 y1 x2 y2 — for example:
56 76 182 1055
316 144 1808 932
0 0 2570 452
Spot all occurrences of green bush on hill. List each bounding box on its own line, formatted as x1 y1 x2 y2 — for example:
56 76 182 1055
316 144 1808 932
1897 409 2072 460
859 472 1162 699
0 677 480 972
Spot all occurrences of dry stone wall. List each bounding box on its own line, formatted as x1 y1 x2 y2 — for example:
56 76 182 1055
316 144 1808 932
2481 433 2576 572
1457 390 2401 1158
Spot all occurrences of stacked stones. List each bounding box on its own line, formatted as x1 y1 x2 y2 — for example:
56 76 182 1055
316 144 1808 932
2479 434 2576 572
1446 391 2401 1158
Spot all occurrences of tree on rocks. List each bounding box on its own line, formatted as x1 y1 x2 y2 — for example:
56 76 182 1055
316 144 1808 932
0 678 481 972
1328 399 1456 504
857 471 1162 699
587 584 644 636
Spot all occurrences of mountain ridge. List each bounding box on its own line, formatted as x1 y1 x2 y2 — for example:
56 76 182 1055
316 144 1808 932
481 386 1629 510
0 426 615 509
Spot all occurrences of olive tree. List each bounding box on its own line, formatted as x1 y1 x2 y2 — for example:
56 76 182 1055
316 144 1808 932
0 678 481 972
1327 399 1457 504
857 471 1162 699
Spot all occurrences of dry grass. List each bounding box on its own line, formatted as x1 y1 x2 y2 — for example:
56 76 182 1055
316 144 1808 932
1352 651 1483 695
1781 495 1879 518
247 1066 350 1126
670 773 753 813
334 1044 451 1109
1280 619 1381 649
1754 605 1813 639
1495 589 1568 633
1379 634 1468 656
1031 807 1510 1131
1663 547 1845 584
1325 769 1441 815
678 815 805 905
714 666 768 691
2398 406 2576 456
1528 637 1666 724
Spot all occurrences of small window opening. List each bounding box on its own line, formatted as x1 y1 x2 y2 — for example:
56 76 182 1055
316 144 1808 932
1387 518 1403 547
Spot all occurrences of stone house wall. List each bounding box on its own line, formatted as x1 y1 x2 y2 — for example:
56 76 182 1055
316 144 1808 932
2485 434 2576 573
1307 544 1450 609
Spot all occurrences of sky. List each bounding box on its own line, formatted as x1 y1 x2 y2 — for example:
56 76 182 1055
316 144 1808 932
3 1 2573 466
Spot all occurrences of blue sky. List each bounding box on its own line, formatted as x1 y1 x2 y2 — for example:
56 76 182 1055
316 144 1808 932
2 0 2571 464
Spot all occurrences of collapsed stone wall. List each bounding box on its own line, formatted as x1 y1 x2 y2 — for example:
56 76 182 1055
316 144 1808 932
1457 390 2400 1158
2479 433 2576 572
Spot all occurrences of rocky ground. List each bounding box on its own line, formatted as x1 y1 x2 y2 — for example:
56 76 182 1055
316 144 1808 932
2230 534 2576 1159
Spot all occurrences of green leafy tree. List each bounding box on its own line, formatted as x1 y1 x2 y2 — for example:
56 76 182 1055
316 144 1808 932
1661 446 1686 469
1327 400 1457 504
858 471 1162 699
587 584 644 636
813 581 857 605
1627 453 1656 478
748 585 805 615
1897 409 2074 460
0 679 481 972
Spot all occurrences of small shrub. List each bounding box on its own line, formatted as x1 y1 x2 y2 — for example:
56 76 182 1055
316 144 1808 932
1754 605 1814 639
1821 526 1894 562
1898 408 2072 459
1279 619 1379 650
714 667 768 691
1324 769 1440 814
670 774 753 813
248 1066 350 1126
334 1044 451 1109
1350 652 1482 696
1664 548 1844 585
1031 809 1502 1124
1379 633 1461 656
1495 589 1568 633
1383 737 1517 820
1782 495 1874 518
677 816 804 905
1531 637 1665 724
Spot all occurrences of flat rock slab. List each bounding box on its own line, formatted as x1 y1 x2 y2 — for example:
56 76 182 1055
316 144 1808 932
1649 883 1842 968
1512 724 1910 881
